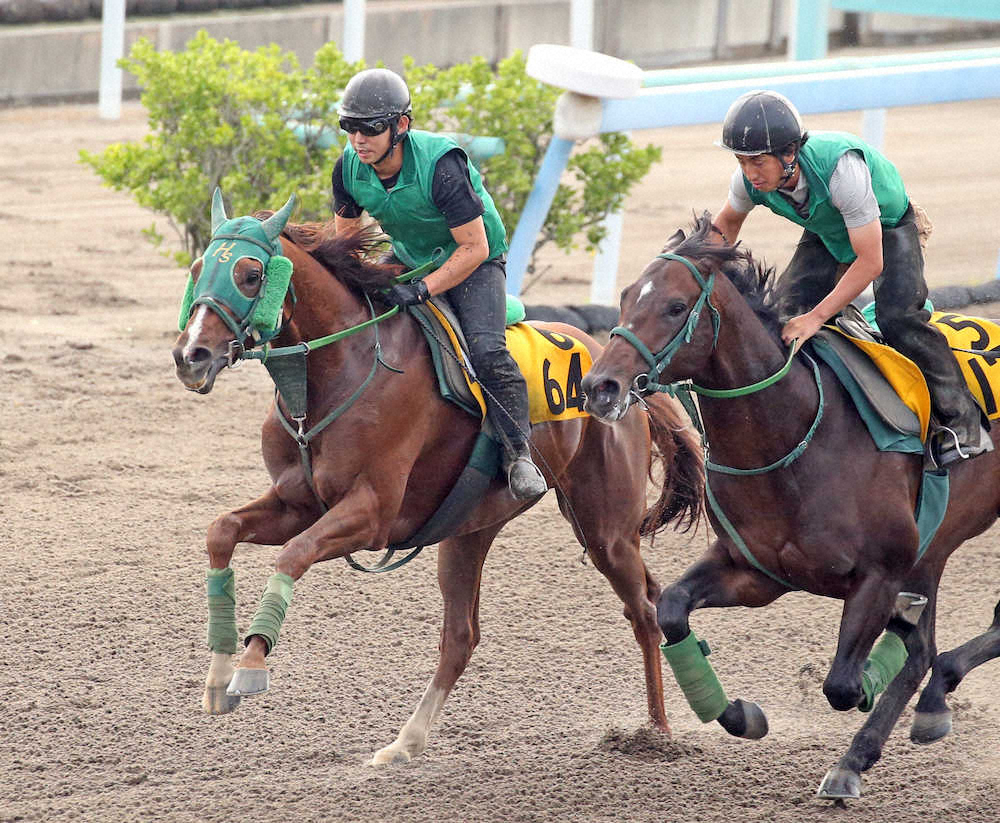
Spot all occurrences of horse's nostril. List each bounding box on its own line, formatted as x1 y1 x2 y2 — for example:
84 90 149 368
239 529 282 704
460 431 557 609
176 346 212 368
598 379 621 399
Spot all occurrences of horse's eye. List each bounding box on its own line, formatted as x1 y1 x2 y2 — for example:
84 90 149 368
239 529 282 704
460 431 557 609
666 301 688 317
244 269 262 286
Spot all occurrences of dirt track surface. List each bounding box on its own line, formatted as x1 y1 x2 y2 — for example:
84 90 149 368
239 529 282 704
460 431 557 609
3 91 1000 823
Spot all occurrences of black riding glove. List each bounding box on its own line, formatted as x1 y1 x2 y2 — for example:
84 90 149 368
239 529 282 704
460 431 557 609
383 280 430 307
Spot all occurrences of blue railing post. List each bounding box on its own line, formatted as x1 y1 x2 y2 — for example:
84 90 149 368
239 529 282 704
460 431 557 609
505 136 574 296
790 0 830 60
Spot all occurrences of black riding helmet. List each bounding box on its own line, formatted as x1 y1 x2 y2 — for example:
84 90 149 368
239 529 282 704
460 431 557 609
339 68 412 164
340 68 412 120
717 90 806 181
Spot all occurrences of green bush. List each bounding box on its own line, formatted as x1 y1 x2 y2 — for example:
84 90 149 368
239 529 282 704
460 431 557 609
82 33 660 279
81 31 357 264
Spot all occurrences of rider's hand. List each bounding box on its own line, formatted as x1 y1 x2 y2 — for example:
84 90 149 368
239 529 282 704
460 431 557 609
781 311 825 350
383 280 430 307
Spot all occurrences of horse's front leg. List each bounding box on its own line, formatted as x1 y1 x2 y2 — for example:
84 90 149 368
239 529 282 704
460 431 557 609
657 542 787 740
822 572 903 713
369 525 500 766
203 488 320 715
817 586 936 802
227 485 383 700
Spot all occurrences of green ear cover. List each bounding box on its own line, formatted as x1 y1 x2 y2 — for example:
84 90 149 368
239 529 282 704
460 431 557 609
252 255 294 332
178 273 196 332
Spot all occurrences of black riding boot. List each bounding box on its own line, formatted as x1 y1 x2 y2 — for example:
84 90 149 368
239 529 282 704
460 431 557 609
445 258 547 499
874 208 991 464
476 349 547 499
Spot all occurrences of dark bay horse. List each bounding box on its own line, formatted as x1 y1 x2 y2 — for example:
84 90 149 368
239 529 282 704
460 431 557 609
581 214 1000 800
171 193 704 765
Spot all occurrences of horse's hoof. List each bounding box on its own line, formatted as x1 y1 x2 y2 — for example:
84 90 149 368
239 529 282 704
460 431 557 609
203 685 241 714
368 747 412 767
910 709 952 745
718 698 769 739
816 767 861 801
226 667 269 696
735 698 769 739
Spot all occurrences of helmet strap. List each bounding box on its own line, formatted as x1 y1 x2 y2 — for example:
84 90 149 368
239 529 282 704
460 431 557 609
777 148 799 187
373 117 407 167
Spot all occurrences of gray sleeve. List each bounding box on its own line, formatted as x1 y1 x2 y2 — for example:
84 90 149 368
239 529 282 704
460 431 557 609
829 150 880 228
727 168 755 214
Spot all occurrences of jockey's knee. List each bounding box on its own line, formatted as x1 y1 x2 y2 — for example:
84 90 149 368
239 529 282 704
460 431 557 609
470 345 518 385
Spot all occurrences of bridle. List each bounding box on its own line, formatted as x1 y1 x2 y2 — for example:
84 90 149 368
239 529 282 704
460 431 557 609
606 250 824 477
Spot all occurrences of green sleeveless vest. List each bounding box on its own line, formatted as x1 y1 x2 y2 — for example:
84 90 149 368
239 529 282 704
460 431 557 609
744 131 909 263
342 130 508 270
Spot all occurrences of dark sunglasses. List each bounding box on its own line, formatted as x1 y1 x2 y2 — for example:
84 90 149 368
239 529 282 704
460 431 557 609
339 116 392 137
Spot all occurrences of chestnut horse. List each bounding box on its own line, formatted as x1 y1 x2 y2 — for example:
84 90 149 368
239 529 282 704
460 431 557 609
581 214 1000 801
171 193 704 766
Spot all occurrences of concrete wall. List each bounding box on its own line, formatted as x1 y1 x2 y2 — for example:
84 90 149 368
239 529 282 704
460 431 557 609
3 0 1000 105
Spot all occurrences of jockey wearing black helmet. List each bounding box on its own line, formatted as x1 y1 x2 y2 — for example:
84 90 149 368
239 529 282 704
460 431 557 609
717 89 806 184
713 89 990 465
338 68 413 166
332 68 548 498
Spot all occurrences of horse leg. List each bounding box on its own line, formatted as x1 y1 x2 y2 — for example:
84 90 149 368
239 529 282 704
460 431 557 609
203 488 318 715
911 597 1000 744
817 586 938 801
657 544 787 739
822 572 903 712
369 525 500 766
580 532 670 732
225 488 380 702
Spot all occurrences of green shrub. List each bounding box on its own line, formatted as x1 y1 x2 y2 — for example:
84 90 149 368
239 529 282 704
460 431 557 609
82 33 660 279
81 31 357 265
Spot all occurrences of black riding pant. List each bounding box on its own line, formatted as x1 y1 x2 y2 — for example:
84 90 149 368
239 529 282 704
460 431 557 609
442 258 532 452
773 206 980 433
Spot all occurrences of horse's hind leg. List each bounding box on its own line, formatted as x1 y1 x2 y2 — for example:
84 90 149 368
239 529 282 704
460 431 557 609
578 530 670 732
369 524 500 767
911 597 1000 744
202 488 318 714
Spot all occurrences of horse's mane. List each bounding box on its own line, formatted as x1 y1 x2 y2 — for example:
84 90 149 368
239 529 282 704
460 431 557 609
667 212 782 335
254 211 402 296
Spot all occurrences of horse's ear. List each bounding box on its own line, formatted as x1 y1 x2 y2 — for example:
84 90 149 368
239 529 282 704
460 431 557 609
211 187 228 234
261 193 298 242
663 228 686 251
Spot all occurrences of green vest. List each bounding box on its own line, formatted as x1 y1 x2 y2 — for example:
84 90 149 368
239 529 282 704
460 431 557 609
341 130 508 270
744 131 909 263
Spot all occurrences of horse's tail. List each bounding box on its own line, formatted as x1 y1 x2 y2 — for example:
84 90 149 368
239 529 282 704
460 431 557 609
640 394 705 537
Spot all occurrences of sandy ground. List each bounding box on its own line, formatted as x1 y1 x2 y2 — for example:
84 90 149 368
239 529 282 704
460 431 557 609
2 83 1000 823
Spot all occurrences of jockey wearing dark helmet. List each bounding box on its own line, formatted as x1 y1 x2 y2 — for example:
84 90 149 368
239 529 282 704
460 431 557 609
332 67 548 499
717 89 805 184
713 89 991 465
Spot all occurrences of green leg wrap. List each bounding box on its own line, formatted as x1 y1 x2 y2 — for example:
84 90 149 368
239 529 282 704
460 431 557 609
245 572 295 655
660 631 729 723
206 567 238 654
859 630 908 712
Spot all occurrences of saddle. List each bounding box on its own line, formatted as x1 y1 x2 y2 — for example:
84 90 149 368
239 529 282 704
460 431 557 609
381 297 592 554
409 296 593 424
817 303 1000 442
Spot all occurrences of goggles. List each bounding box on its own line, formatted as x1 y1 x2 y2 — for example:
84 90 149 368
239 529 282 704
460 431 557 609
339 116 393 137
